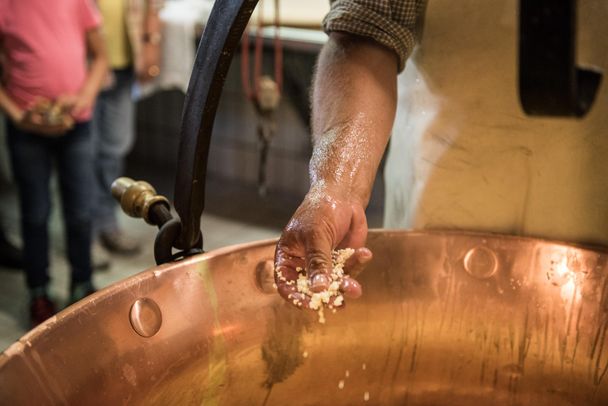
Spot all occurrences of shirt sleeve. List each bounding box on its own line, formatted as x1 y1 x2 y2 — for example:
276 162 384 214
323 0 425 72
0 0 6 39
78 0 102 32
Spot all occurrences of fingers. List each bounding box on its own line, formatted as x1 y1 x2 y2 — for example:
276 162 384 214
304 230 334 293
28 97 51 113
50 95 78 123
345 247 373 278
20 96 75 136
68 96 92 118
274 193 370 310
25 111 45 126
274 239 307 306
274 264 310 308
70 94 94 118
276 281 310 308
61 115 75 129
337 203 368 249
54 94 77 111
339 247 370 299
274 263 299 283
70 103 84 118
340 276 362 299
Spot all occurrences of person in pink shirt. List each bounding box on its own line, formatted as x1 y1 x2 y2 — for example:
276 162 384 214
0 0 108 326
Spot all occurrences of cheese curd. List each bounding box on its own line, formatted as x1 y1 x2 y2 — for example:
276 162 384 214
276 248 355 323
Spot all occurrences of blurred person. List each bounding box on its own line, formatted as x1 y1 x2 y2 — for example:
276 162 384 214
92 0 163 259
0 0 107 325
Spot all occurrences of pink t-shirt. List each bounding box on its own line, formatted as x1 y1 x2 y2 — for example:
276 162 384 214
0 0 101 121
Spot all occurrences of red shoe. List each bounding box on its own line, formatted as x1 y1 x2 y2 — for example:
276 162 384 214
30 296 56 327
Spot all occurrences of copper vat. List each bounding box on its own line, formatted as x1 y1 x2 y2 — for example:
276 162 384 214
1 230 607 405
3 0 606 403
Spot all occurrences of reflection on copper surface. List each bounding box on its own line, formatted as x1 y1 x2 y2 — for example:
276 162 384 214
212 324 239 337
0 231 607 405
553 257 582 303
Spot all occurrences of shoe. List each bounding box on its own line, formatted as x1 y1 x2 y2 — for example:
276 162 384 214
92 240 111 271
0 230 23 269
30 296 56 327
99 229 141 256
68 281 97 305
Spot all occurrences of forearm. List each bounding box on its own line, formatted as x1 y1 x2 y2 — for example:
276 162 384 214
79 28 107 101
144 1 162 36
310 32 398 207
80 60 105 101
0 86 23 122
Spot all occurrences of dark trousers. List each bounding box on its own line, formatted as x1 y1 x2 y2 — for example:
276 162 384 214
6 121 94 290
91 68 135 235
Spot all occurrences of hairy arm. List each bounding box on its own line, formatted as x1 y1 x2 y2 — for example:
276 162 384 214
274 32 398 305
310 32 398 208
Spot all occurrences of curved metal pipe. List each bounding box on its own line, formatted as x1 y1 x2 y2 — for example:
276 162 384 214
172 0 259 251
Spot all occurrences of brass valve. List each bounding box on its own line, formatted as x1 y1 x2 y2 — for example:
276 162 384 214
111 177 171 225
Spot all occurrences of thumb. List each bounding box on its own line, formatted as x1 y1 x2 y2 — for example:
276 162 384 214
54 94 76 111
305 231 334 293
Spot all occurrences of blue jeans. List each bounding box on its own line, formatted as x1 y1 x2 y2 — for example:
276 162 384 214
7 121 94 290
91 68 136 235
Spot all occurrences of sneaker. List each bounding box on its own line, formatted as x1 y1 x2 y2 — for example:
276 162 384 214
30 296 56 327
92 240 111 271
0 230 23 269
68 281 97 306
99 229 141 256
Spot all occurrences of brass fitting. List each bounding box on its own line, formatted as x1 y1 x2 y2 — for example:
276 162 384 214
111 177 170 225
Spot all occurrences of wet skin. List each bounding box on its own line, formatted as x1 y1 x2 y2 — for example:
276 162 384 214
275 33 399 308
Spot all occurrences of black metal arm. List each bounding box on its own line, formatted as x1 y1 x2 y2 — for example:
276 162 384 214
154 0 259 262
112 0 259 264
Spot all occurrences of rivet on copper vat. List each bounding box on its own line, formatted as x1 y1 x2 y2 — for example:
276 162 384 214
464 246 498 279
129 298 163 338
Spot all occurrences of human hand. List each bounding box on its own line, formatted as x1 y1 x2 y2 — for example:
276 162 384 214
274 184 373 309
55 92 94 119
14 98 73 136
137 41 161 83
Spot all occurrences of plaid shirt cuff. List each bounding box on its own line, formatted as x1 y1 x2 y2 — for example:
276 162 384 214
323 1 419 72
